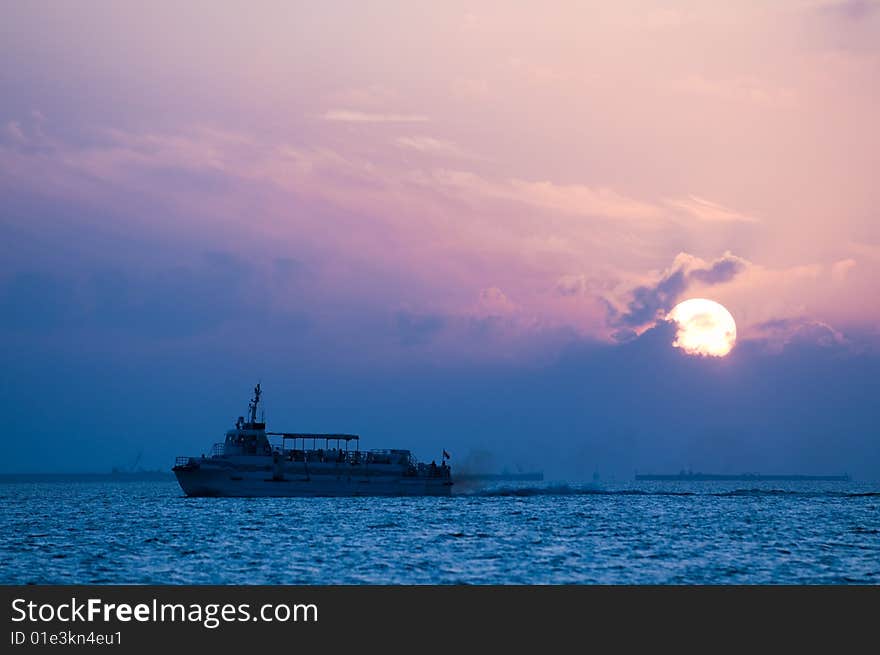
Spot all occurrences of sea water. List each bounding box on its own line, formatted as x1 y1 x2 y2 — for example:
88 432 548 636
2 480 878 584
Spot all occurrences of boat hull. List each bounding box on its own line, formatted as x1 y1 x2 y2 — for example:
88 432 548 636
174 462 453 497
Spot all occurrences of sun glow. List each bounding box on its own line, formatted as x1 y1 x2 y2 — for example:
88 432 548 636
667 298 737 357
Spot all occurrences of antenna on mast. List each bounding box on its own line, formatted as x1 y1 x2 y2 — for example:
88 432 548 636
248 382 262 424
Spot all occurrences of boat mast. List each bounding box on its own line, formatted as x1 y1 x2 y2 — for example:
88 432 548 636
248 383 261 425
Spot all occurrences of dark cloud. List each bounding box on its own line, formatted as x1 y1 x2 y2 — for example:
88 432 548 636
687 255 746 285
610 328 638 343
613 268 688 328
607 252 748 331
752 317 847 351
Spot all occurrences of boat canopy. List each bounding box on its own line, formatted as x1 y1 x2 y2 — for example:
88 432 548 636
267 432 359 441
268 432 361 451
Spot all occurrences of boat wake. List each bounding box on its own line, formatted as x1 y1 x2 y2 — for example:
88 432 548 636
459 484 695 497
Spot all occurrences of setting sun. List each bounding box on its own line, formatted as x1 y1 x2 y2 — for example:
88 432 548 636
667 298 737 357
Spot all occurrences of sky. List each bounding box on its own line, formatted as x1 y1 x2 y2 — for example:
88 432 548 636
1 1 878 478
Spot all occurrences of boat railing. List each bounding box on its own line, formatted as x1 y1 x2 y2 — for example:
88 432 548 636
279 447 414 466
416 461 452 479
212 442 225 456
283 448 354 464
174 456 193 467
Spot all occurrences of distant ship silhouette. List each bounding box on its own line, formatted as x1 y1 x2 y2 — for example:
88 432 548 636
635 470 850 482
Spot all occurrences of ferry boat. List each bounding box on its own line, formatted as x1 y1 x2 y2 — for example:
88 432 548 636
172 384 453 497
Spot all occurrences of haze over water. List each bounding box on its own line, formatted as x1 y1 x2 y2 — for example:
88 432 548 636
3 480 878 584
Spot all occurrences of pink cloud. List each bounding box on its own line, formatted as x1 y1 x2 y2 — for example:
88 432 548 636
394 136 474 159
320 110 429 123
665 195 760 224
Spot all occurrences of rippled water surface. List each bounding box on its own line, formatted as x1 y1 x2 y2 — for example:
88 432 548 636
2 480 878 584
